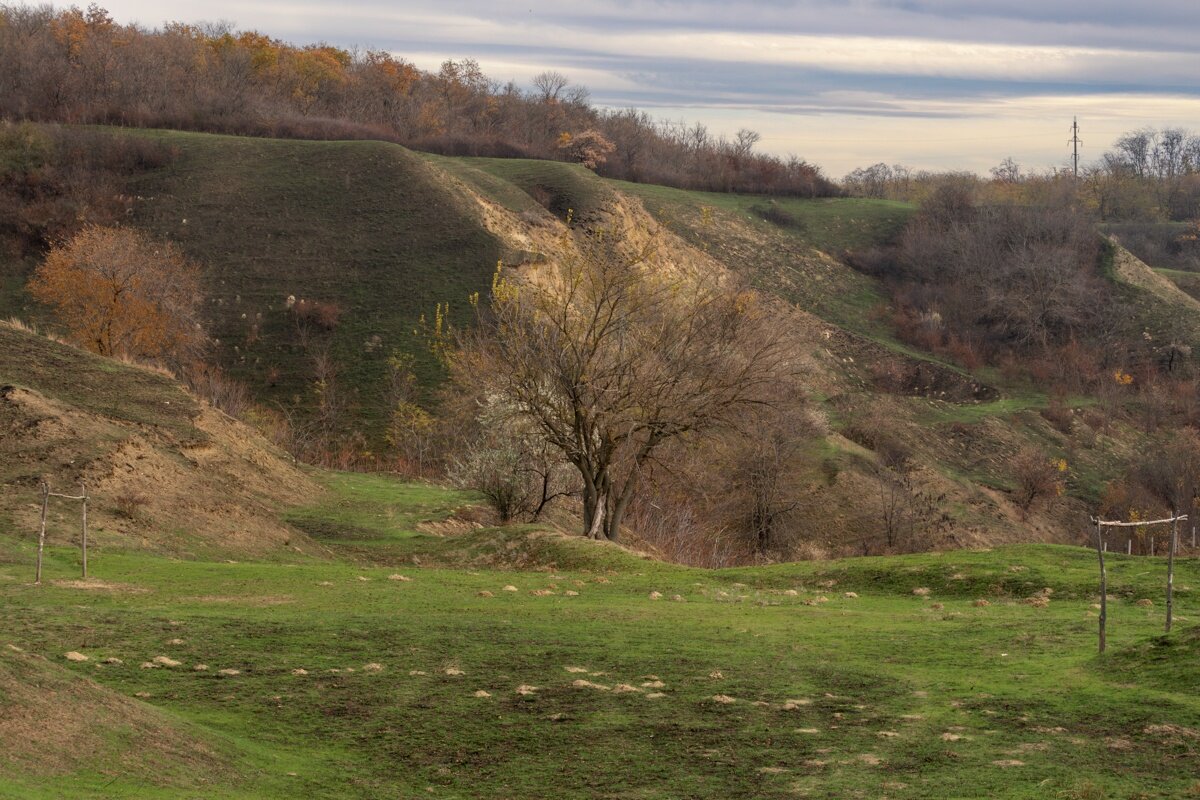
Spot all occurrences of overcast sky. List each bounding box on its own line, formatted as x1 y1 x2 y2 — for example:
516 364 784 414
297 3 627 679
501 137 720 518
102 0 1200 176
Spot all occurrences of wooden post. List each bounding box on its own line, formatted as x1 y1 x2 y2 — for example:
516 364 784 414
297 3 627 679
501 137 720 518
1095 519 1107 654
80 481 88 579
1151 536 1155 557
1127 538 1132 555
1167 515 1177 634
35 482 49 585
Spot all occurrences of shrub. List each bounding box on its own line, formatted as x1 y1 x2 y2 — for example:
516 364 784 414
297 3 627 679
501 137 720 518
1040 398 1075 435
291 299 343 331
27 225 206 366
1010 447 1065 510
182 363 253 419
113 492 149 519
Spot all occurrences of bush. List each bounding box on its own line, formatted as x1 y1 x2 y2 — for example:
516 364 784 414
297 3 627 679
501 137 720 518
182 363 253 419
291 299 343 331
1040 398 1074 435
28 225 206 366
113 492 149 519
1010 448 1065 510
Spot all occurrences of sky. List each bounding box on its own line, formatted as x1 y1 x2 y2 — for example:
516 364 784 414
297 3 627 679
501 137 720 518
101 0 1200 177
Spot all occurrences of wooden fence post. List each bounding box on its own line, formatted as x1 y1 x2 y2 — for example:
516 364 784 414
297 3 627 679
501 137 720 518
35 481 49 585
1167 515 1177 634
1095 519 1107 654
80 481 88 579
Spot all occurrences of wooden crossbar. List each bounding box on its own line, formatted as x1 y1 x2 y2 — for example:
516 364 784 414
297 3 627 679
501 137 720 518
1094 515 1187 528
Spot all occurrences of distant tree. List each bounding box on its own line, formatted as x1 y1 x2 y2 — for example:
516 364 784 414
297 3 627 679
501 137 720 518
843 163 893 198
1010 447 1065 511
989 157 1021 183
28 225 205 364
531 70 570 103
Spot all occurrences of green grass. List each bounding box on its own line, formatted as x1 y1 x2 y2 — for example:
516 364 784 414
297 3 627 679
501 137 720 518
114 129 512 436
3 472 1200 799
608 180 914 255
426 155 614 221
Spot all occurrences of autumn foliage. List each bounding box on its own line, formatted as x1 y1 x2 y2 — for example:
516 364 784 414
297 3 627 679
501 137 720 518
28 225 205 364
0 3 836 197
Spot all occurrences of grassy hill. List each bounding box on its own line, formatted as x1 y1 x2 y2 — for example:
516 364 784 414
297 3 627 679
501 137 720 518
122 131 512 435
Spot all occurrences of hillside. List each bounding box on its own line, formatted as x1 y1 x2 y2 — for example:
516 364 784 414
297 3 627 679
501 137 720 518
0 320 321 559
4 127 1200 557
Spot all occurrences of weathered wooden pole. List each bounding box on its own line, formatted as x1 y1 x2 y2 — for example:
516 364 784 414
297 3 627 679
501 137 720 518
35 481 49 585
1095 519 1107 654
1127 538 1132 555
1166 514 1178 634
80 481 88 579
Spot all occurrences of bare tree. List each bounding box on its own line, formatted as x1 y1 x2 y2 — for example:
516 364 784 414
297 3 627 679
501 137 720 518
721 407 814 555
461 222 791 541
990 157 1021 183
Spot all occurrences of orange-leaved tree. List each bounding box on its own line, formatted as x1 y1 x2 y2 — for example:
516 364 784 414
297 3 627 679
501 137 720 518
28 225 206 364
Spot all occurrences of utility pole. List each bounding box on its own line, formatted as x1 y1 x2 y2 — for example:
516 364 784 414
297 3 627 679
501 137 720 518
1069 117 1082 178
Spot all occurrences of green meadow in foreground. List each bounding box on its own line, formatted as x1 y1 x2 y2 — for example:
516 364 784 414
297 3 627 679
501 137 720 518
2 473 1199 799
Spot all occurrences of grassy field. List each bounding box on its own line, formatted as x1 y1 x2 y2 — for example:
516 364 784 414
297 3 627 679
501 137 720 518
0 322 201 440
3 471 1199 800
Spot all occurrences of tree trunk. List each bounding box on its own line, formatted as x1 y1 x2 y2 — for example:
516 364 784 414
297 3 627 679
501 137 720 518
607 492 634 543
587 499 606 540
